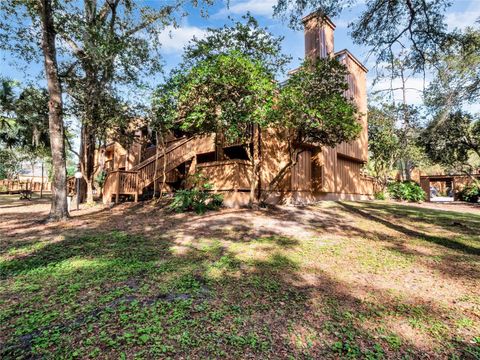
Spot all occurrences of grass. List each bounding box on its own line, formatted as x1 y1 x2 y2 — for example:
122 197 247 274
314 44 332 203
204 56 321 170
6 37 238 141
0 198 479 359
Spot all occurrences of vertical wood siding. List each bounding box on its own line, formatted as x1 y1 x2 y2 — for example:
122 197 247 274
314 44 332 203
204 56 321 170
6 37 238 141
291 151 312 191
336 157 373 195
336 52 368 162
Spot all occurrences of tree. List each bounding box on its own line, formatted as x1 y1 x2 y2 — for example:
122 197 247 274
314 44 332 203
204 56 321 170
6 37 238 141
367 105 400 188
1 1 70 220
0 79 17 131
177 51 277 206
175 16 290 205
268 57 361 192
15 86 50 150
274 0 451 73
0 148 26 180
151 77 180 198
39 0 69 220
1 0 216 208
420 111 480 175
425 28 480 113
56 1 180 204
183 13 292 75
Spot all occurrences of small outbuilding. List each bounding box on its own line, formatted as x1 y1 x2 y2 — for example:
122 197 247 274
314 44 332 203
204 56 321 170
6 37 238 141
420 174 480 202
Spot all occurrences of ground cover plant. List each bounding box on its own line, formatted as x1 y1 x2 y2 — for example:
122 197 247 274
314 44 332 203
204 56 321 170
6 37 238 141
0 195 479 359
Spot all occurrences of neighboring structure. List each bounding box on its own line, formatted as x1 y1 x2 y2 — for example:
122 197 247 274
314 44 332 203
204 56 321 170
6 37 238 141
420 173 480 201
101 12 374 206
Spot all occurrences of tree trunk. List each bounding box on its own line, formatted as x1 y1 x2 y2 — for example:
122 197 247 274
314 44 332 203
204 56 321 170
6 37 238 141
80 120 96 204
40 161 44 198
247 127 261 207
259 136 300 204
40 0 69 221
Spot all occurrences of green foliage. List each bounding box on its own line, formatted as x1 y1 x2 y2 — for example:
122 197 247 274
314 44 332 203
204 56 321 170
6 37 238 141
0 148 25 179
387 181 425 202
368 105 400 184
425 28 480 111
374 192 386 200
183 14 291 75
0 78 17 131
420 111 480 174
276 57 361 147
95 171 107 190
177 50 277 144
169 174 223 214
458 183 480 203
0 81 50 151
152 77 180 134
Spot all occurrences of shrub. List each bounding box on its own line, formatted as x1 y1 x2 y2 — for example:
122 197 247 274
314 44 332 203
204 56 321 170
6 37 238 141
387 181 425 202
374 191 386 200
169 174 223 214
458 183 480 203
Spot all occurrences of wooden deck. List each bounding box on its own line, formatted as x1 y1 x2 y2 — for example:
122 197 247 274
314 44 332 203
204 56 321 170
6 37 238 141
102 134 216 203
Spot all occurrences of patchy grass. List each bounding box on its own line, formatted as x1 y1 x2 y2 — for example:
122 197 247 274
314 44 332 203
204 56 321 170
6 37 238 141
0 198 479 359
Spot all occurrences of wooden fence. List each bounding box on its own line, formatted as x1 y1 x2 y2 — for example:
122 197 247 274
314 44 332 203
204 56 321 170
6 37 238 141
0 179 52 193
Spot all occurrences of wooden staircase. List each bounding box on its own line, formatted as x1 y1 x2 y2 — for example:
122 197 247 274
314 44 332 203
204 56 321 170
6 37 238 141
102 135 215 203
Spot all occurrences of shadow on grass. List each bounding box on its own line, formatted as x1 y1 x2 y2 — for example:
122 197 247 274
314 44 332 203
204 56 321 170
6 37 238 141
0 230 454 359
337 202 480 257
0 202 479 359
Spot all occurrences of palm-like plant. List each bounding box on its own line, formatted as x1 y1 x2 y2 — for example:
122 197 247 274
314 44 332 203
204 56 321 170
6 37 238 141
0 79 16 130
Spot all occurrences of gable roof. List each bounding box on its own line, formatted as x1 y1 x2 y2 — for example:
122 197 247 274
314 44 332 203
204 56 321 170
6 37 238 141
335 49 368 73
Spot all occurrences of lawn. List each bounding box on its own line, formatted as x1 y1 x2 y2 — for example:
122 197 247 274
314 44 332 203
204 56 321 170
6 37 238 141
0 197 479 359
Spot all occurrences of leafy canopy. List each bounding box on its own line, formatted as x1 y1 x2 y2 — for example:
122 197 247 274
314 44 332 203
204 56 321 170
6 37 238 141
367 105 400 183
182 13 291 75
425 28 480 112
420 111 480 174
276 57 361 147
177 50 277 144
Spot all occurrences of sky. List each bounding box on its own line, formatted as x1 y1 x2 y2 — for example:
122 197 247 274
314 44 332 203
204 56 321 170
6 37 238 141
156 0 480 109
1 0 480 110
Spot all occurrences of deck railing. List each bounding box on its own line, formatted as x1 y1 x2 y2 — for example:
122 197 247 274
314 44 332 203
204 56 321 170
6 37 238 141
0 179 52 193
103 135 215 203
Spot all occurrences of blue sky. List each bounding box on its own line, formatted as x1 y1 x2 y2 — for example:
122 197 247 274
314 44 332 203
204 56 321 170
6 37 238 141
1 0 479 109
159 0 480 108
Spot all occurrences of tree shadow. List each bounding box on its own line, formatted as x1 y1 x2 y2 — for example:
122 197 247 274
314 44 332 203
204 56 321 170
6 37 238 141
1 200 479 358
337 202 480 256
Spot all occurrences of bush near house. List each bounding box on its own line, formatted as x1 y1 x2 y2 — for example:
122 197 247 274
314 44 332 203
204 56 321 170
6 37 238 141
374 191 386 200
169 174 223 214
387 180 425 202
458 183 480 203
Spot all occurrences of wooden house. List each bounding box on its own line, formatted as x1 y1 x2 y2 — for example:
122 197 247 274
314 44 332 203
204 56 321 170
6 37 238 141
102 12 374 206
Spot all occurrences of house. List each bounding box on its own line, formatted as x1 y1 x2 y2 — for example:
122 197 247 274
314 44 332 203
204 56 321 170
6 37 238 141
101 11 374 206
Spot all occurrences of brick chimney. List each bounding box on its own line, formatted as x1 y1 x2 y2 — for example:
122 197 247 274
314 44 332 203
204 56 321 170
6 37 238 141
302 11 336 60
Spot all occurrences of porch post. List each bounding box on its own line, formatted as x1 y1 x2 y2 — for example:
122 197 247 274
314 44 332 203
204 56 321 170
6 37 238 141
115 171 120 204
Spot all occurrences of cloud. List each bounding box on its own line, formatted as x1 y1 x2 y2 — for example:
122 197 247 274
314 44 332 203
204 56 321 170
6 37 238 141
369 77 429 106
446 3 480 30
158 25 206 54
214 0 277 19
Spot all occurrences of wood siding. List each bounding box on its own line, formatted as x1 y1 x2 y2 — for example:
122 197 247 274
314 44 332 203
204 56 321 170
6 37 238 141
303 14 335 59
291 151 312 191
197 160 252 191
335 51 368 162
